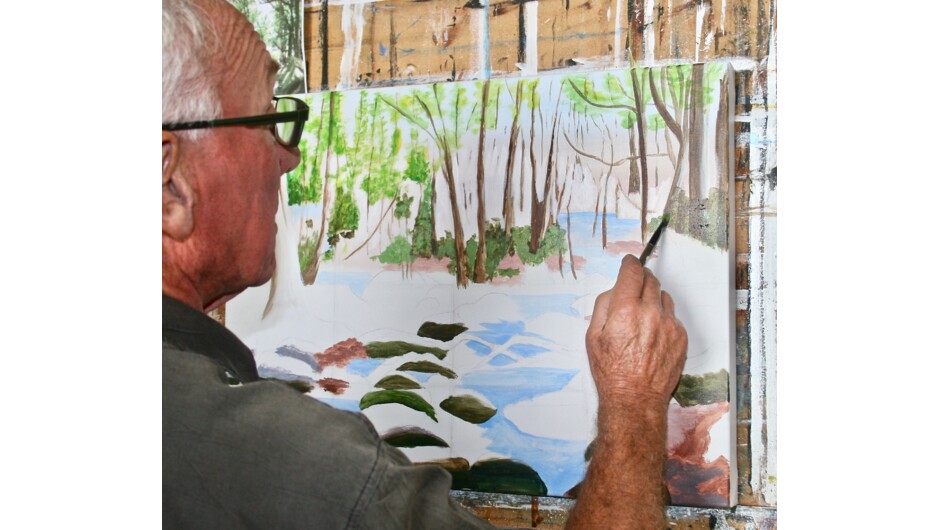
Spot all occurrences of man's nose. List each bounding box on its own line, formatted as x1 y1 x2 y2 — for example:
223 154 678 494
281 144 301 174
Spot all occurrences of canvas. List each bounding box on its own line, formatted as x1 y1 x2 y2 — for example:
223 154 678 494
227 62 737 507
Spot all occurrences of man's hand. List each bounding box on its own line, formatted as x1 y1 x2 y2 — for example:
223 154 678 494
586 254 688 405
566 254 688 529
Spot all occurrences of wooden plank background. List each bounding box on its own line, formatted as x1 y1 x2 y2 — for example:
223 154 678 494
220 0 777 525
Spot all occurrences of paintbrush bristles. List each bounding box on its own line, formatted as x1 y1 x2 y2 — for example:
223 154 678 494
638 215 670 265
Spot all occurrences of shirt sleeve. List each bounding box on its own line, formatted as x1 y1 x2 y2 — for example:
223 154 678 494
349 435 496 529
164 348 495 530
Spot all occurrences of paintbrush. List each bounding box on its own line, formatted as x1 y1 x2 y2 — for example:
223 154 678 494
638 214 670 266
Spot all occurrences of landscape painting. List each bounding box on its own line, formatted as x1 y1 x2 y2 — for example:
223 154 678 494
226 62 737 507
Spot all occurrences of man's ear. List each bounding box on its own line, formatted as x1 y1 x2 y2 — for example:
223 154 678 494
163 131 195 241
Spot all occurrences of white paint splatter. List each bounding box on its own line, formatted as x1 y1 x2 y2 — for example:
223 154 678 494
338 0 366 89
613 0 623 64
720 0 728 33
695 2 706 62
472 0 491 79
644 0 656 63
523 1 538 76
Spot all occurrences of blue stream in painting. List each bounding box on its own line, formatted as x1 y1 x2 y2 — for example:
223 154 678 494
461 367 585 494
559 212 641 278
467 320 547 345
487 354 516 366
466 340 492 356
315 271 375 297
347 358 383 377
305 213 647 496
400 371 434 383
316 397 362 413
507 343 551 357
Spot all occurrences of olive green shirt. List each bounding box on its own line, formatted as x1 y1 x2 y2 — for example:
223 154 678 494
163 295 493 529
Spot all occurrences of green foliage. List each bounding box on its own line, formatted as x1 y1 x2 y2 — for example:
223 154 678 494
327 185 359 247
297 234 318 273
390 127 402 156
647 114 666 131
397 361 457 379
510 224 568 265
286 93 343 206
482 220 512 277
359 98 405 205
365 340 447 360
376 236 414 266
620 111 637 130
403 147 431 186
287 135 322 206
359 390 437 422
394 193 414 220
410 193 434 259
662 188 729 250
432 232 457 265
673 369 730 407
374 374 422 390
462 220 514 281
431 222 566 279
440 395 497 424
650 63 723 115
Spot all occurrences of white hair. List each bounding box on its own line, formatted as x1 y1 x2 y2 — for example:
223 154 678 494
162 0 223 140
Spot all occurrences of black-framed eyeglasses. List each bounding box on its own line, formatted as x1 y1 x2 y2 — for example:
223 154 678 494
162 96 309 148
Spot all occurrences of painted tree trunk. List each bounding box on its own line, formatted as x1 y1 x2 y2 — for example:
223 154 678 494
629 68 651 241
303 92 338 285
688 63 705 202
529 111 560 254
441 147 469 287
502 83 523 236
473 80 491 283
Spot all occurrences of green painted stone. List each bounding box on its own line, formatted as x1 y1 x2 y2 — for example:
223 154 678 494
469 459 548 496
416 322 468 342
440 395 497 424
381 426 449 448
374 374 422 390
359 390 437 421
396 360 457 379
365 341 447 360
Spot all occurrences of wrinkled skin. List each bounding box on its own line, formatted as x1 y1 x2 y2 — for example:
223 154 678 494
162 0 300 312
567 254 688 530
586 254 688 405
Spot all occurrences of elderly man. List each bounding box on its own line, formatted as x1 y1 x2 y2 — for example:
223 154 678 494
162 0 688 527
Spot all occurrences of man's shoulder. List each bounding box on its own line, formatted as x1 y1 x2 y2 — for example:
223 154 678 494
163 347 396 528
